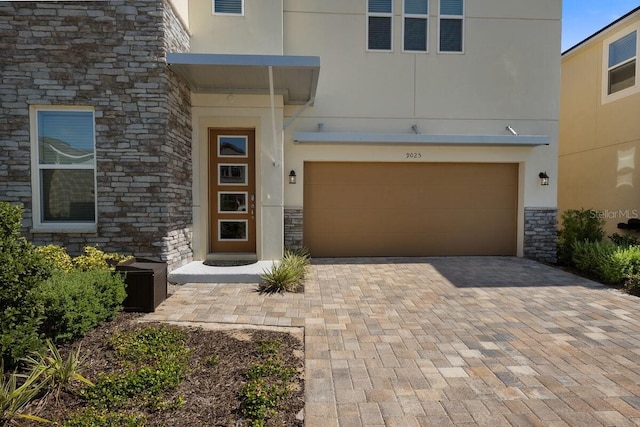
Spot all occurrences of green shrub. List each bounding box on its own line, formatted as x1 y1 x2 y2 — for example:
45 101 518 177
258 248 310 294
109 326 189 366
558 209 605 266
239 339 296 426
83 326 189 411
85 362 185 410
35 244 74 273
609 233 640 247
606 246 640 285
572 240 640 286
73 246 132 271
38 269 126 342
0 202 51 367
63 408 146 427
624 274 640 296
571 240 616 280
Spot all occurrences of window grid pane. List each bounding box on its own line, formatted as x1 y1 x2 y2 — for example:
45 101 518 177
440 18 462 52
609 31 637 67
405 0 427 15
38 111 94 165
369 16 392 50
405 18 427 51
369 0 392 13
609 59 636 94
440 0 462 15
41 169 95 222
215 0 242 14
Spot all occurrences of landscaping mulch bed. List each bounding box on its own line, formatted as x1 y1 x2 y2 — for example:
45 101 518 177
21 313 305 426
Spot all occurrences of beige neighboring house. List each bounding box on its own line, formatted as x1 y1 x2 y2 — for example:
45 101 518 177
559 6 640 236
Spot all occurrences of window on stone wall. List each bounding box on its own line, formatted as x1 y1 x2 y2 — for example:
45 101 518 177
30 107 97 231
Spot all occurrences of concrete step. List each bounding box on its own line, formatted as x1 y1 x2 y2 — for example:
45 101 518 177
168 260 277 284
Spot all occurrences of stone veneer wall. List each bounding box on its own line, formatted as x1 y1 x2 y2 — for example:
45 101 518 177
284 208 303 250
0 0 192 270
524 207 557 264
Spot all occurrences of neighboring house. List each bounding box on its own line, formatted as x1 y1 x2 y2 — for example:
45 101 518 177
559 6 640 237
0 0 561 270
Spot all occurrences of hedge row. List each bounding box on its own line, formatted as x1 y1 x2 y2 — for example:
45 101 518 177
559 208 640 295
0 202 128 368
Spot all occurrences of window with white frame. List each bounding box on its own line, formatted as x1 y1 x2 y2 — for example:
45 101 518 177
605 29 637 96
439 0 464 53
213 0 243 15
403 0 428 52
368 0 393 51
31 107 97 230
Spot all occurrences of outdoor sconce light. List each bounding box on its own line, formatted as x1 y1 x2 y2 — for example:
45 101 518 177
539 172 549 186
289 170 297 184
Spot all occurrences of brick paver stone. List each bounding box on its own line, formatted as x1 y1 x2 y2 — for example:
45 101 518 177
144 257 640 426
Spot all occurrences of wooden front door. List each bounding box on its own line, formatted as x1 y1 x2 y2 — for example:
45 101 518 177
209 129 256 253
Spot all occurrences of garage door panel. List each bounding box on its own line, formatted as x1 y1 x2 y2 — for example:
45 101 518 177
304 162 517 257
308 208 390 234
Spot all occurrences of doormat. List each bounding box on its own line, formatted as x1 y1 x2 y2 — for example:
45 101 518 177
203 259 256 267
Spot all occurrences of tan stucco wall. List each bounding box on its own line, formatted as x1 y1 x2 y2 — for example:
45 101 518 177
559 13 640 236
282 1 561 211
188 0 283 54
169 0 189 29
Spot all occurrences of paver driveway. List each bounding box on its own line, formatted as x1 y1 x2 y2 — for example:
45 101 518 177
144 257 640 426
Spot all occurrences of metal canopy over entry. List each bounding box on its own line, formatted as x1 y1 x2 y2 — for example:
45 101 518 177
166 53 320 105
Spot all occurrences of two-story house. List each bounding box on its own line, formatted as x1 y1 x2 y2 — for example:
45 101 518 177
559 7 640 236
0 0 561 270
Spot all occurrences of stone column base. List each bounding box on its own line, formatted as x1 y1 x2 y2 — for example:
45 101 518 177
524 207 557 264
284 208 303 250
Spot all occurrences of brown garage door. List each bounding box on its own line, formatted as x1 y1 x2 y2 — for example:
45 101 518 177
303 162 517 257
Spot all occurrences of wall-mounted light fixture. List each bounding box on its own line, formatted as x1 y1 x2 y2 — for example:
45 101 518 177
289 170 297 184
538 172 549 186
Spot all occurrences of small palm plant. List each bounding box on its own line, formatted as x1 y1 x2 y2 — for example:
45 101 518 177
258 248 310 294
23 340 94 401
1 360 50 424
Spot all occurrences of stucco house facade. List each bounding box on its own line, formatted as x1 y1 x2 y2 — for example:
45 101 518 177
0 0 561 270
559 7 640 236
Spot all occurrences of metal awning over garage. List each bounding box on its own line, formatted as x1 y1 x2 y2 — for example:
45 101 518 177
166 53 320 105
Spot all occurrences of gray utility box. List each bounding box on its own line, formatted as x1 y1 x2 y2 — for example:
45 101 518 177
116 258 167 313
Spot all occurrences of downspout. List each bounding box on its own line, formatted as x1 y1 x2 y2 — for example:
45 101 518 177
268 66 279 168
268 65 285 257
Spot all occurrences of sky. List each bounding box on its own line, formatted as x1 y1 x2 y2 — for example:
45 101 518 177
562 0 640 52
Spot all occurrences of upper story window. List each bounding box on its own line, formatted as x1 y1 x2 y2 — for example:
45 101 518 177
367 0 393 51
438 0 464 53
606 29 637 96
214 0 243 15
403 0 428 52
30 107 97 232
